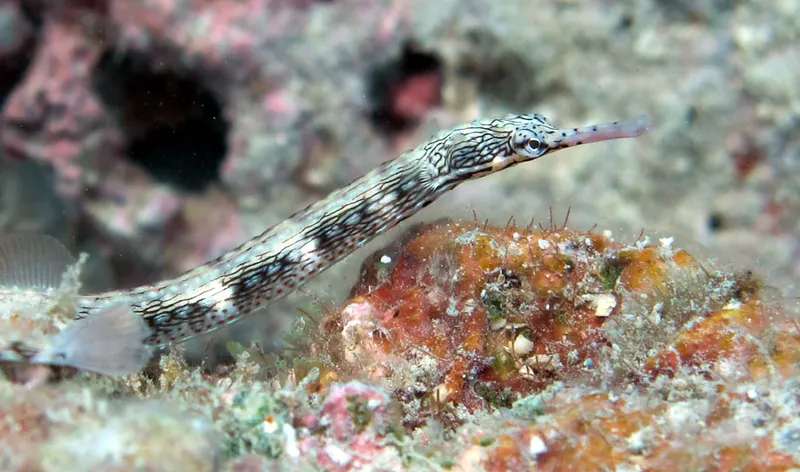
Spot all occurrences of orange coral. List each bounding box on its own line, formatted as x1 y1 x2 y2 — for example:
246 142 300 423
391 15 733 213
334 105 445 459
316 220 743 411
303 219 798 470
319 221 623 410
644 298 778 378
461 385 799 471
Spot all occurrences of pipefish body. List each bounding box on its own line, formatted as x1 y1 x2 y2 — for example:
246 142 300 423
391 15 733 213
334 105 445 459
1 112 652 374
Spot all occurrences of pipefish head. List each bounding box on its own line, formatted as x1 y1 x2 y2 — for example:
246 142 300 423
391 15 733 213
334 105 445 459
437 113 652 184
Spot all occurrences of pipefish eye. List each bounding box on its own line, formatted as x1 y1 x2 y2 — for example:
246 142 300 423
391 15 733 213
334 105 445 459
526 138 542 152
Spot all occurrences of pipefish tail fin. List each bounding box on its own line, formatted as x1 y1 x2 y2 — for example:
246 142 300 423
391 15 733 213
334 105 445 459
0 233 76 290
31 302 153 376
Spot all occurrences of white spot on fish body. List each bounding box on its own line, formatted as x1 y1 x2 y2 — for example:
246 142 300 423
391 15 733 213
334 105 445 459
344 212 361 226
379 192 397 206
299 239 318 257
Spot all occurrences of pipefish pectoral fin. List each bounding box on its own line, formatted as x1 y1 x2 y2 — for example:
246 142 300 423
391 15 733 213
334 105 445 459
0 233 77 290
31 302 153 376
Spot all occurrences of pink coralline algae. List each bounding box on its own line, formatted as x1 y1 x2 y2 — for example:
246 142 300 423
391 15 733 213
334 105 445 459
2 13 115 197
297 381 402 471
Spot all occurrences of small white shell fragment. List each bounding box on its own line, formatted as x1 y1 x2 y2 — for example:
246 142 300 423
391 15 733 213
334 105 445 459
432 384 451 403
659 237 674 248
529 354 558 367
519 365 536 379
490 317 507 331
723 299 743 310
513 333 535 356
522 354 560 372
324 444 353 466
537 238 551 250
456 446 484 470
648 302 663 325
379 254 392 264
262 415 279 434
590 293 617 317
283 424 300 459
528 435 548 456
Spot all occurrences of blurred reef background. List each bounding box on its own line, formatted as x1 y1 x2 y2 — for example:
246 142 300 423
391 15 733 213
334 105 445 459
0 0 798 470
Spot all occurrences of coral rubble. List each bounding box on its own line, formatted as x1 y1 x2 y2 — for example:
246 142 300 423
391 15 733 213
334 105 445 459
1 220 796 471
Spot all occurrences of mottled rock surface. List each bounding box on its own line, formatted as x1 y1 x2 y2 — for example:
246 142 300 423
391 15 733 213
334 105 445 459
1 221 797 470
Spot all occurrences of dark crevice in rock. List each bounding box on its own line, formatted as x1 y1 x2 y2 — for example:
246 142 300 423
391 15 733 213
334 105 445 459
92 50 229 193
0 7 39 111
707 212 725 232
366 41 443 137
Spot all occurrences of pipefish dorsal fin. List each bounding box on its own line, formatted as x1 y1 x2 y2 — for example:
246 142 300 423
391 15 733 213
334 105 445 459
0 233 76 290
